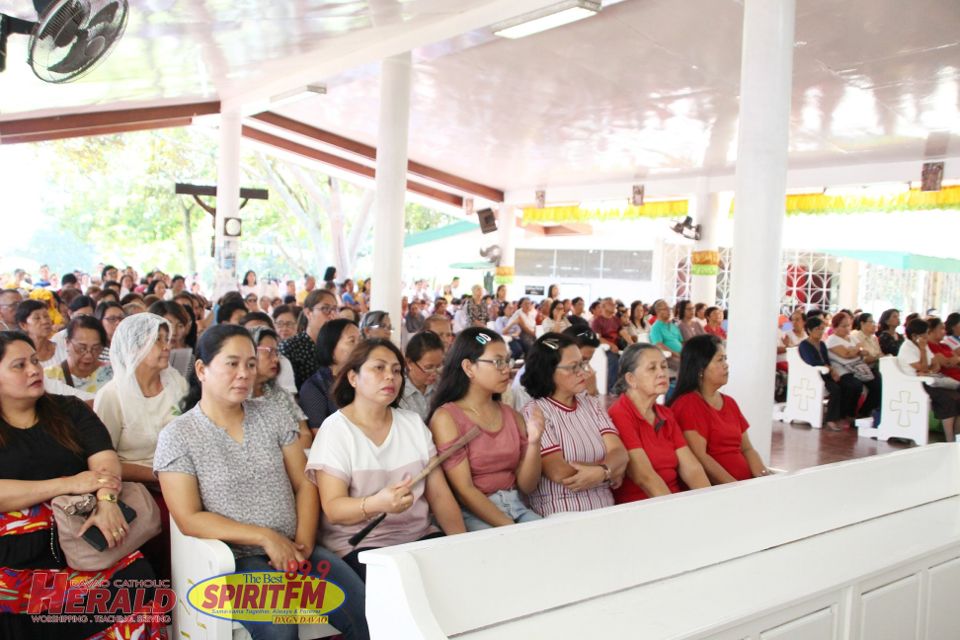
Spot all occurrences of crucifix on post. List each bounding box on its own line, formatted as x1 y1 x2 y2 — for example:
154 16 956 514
174 183 269 257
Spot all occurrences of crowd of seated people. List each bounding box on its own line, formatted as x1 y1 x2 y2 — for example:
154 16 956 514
2 261 958 638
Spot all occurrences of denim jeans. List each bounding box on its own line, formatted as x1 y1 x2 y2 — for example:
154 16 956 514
461 488 542 531
233 545 370 640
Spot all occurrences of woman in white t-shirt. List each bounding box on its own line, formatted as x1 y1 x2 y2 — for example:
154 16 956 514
308 338 465 580
896 317 960 442
850 312 882 368
824 312 882 423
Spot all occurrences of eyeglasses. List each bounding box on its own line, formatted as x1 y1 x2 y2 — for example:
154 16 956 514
257 346 280 359
476 358 511 371
275 320 296 329
70 343 103 356
556 360 592 373
369 324 393 331
102 314 125 324
413 361 443 375
312 304 338 315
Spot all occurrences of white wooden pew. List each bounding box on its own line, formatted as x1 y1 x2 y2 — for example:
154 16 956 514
858 355 933 446
780 346 828 429
362 444 960 640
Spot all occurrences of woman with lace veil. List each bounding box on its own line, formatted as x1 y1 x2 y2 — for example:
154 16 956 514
93 313 188 579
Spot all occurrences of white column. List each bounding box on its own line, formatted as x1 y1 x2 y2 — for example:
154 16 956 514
690 178 722 306
370 53 412 344
496 205 516 296
213 109 242 300
837 258 860 310
725 0 796 462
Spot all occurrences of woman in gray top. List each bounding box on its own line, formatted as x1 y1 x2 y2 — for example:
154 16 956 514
154 324 368 640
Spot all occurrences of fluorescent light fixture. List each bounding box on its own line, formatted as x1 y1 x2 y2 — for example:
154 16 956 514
270 84 327 107
493 0 601 39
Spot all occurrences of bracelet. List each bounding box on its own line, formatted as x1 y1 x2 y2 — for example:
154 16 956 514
360 496 369 521
97 493 118 503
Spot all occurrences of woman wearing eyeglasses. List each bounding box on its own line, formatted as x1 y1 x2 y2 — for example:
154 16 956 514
359 310 393 340
93 313 188 579
43 316 114 403
249 326 313 450
519 333 627 517
607 343 710 503
95 300 126 364
400 331 444 422
429 327 545 530
300 319 361 433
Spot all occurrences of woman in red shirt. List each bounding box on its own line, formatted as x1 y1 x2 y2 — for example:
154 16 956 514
607 343 709 503
703 306 727 341
669 335 770 483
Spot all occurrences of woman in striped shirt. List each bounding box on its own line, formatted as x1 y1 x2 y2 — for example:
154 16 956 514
520 333 628 517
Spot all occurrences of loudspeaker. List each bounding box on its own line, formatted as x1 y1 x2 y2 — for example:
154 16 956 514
477 208 498 234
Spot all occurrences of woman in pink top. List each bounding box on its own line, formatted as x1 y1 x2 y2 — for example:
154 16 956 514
429 328 545 530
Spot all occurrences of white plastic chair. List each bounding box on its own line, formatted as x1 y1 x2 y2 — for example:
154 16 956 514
170 517 338 640
780 347 828 429
858 356 933 446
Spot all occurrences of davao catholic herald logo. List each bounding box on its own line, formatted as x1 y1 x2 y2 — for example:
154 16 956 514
188 559 346 624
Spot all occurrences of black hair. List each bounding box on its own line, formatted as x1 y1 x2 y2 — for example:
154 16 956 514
571 296 584 306
242 270 257 286
945 312 960 336
100 264 116 281
428 327 504 421
521 332 577 399
331 338 405 409
216 301 248 325
145 280 166 296
95 300 124 321
805 308 825 320
629 300 647 329
611 342 664 396
171 275 185 284
406 330 444 363
668 334 723 405
219 291 244 306
804 316 824 333
675 299 691 320
547 284 560 299
562 325 601 349
588 300 601 313
853 312 873 331
926 317 943 332
98 289 120 303
877 308 899 331
119 292 143 306
239 311 274 328
68 295 96 312
149 300 189 325
61 273 78 286
0 332 82 455
15 299 47 327
66 314 108 346
316 318 358 367
322 266 337 282
548 299 564 319
181 324 256 412
905 318 928 339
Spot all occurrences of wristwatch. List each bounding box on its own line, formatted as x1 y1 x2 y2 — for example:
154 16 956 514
599 463 611 483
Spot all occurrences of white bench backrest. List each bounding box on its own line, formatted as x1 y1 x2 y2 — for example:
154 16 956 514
362 445 960 637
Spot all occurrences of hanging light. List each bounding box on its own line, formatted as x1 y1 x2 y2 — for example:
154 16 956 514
493 0 601 40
